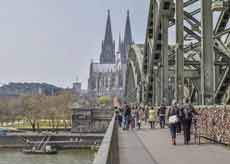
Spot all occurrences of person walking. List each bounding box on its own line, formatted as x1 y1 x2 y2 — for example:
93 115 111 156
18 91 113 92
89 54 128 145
176 103 183 134
118 107 123 128
158 103 167 128
115 107 120 126
148 107 156 129
144 105 149 125
123 104 131 130
134 106 140 129
138 107 145 129
131 108 136 130
181 98 198 144
168 100 180 145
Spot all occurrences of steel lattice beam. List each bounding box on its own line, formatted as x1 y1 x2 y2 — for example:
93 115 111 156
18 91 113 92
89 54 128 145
127 0 230 105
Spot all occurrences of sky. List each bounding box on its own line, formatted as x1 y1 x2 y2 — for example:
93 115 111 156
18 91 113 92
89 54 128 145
0 0 149 89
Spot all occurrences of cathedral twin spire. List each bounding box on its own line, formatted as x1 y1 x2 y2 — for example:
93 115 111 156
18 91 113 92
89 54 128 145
100 10 133 64
104 10 113 45
100 10 115 64
124 10 133 48
120 10 133 64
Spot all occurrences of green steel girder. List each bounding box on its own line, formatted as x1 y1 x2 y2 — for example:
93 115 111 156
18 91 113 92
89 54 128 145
126 0 230 105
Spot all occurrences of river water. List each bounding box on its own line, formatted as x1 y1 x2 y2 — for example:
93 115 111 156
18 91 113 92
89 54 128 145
0 149 94 164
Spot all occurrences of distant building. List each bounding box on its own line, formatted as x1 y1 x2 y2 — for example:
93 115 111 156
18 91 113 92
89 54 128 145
72 82 82 95
88 10 133 97
0 82 62 96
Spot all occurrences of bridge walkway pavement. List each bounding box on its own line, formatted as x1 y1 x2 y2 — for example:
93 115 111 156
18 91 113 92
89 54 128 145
118 128 230 164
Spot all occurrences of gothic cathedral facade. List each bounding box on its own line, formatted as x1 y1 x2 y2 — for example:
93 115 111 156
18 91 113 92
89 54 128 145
88 10 133 98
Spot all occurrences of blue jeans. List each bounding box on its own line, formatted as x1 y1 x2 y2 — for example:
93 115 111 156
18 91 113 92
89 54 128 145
123 115 129 129
159 116 165 128
170 123 177 138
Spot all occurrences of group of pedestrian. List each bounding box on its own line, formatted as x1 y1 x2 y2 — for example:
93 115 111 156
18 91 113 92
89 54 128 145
115 98 198 146
168 98 198 145
115 104 144 130
115 103 167 130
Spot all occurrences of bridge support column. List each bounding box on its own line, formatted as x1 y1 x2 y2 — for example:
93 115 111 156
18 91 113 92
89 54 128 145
201 0 215 105
152 70 156 105
142 84 146 104
156 70 161 106
160 16 169 105
175 0 184 104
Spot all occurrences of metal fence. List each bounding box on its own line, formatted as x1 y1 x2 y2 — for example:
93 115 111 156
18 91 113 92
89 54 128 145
195 105 230 145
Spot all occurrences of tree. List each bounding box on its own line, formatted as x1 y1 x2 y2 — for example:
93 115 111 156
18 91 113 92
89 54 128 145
42 91 74 130
0 90 75 131
0 97 23 126
56 91 74 129
0 99 9 125
21 95 44 131
98 96 112 107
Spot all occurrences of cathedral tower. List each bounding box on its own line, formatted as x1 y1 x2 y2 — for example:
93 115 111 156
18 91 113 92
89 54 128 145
120 10 134 64
100 10 116 64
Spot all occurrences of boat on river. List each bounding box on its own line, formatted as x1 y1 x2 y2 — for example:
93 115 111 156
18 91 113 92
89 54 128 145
22 135 58 155
22 146 58 155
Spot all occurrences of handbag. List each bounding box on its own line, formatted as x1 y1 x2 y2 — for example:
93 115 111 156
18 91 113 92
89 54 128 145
169 115 179 124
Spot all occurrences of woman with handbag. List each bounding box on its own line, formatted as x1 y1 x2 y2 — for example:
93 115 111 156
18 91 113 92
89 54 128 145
168 100 180 145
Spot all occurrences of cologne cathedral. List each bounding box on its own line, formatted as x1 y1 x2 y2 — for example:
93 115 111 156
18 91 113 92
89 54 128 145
88 10 133 97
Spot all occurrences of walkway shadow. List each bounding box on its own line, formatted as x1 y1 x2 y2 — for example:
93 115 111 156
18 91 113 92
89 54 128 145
137 128 169 131
173 141 221 147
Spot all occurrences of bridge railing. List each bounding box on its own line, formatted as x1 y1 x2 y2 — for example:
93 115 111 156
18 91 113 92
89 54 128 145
93 114 119 164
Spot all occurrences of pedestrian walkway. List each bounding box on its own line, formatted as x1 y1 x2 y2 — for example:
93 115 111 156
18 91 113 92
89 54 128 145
119 128 230 164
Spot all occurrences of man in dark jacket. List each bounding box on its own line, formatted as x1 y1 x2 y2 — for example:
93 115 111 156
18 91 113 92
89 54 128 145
181 98 198 144
124 104 131 130
158 104 166 128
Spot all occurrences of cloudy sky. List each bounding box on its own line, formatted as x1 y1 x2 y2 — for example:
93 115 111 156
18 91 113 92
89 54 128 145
0 0 149 89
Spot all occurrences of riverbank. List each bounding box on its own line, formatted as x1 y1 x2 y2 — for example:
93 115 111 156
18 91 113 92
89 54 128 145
0 132 103 149
0 149 94 164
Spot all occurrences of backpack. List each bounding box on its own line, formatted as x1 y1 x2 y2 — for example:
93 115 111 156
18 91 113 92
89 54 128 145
183 104 193 120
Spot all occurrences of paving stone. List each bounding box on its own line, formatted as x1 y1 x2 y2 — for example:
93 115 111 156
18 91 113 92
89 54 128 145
119 128 230 164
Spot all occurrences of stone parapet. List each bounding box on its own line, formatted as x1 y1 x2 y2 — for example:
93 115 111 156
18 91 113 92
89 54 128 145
93 115 119 164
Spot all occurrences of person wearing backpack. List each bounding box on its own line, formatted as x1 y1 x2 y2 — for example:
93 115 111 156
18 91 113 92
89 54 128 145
181 98 198 144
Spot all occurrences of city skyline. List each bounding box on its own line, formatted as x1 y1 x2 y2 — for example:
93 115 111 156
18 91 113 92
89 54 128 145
0 0 149 89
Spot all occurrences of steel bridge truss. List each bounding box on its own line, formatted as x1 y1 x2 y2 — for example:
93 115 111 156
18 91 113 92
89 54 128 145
126 0 230 105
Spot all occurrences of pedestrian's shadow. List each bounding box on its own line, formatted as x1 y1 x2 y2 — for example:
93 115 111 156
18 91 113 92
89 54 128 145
174 142 213 147
135 128 149 131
